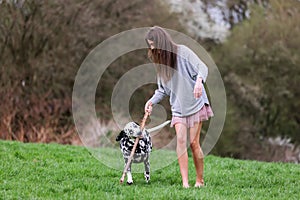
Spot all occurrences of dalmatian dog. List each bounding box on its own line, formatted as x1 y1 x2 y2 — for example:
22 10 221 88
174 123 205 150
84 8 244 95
116 120 170 185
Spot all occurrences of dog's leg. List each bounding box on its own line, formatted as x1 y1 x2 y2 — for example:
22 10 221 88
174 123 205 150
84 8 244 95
127 171 133 185
125 158 133 185
144 156 150 183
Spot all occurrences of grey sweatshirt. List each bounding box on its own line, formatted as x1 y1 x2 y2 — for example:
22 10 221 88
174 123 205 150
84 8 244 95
148 45 210 117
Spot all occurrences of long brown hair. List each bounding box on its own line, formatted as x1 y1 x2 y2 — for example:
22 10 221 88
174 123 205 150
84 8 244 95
145 26 177 82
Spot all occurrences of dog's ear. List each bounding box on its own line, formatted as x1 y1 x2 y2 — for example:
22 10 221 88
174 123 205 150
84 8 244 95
116 130 125 141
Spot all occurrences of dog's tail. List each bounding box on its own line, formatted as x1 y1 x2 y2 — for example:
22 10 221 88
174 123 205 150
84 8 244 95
147 120 171 134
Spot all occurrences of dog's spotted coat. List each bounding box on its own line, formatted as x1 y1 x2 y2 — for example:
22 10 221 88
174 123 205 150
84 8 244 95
116 122 152 185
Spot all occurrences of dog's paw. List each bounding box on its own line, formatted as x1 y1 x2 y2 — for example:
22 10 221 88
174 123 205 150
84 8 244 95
144 172 150 183
127 181 133 185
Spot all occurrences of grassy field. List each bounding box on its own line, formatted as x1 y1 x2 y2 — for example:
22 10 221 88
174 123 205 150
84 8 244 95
0 140 299 200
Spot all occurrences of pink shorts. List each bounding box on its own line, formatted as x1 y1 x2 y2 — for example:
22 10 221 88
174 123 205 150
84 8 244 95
171 104 214 128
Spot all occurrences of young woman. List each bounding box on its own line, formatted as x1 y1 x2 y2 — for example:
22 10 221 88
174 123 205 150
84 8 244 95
144 26 213 188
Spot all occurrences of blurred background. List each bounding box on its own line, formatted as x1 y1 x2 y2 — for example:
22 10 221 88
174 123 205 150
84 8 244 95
0 0 299 163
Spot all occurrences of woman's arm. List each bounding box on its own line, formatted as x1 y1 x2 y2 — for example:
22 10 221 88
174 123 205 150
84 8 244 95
185 47 207 98
145 80 167 114
187 47 208 83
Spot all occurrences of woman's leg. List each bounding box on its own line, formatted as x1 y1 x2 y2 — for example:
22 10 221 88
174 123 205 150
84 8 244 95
189 121 204 187
175 123 189 188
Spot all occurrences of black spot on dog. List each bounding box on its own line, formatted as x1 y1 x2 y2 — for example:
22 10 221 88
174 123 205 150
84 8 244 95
116 130 126 141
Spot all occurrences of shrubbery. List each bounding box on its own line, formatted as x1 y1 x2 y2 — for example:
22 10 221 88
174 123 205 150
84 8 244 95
212 0 300 158
0 0 182 143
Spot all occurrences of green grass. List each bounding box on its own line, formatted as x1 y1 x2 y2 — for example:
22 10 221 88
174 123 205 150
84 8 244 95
0 140 299 200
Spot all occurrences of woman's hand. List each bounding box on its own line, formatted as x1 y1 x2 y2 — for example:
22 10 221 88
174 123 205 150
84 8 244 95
144 101 153 115
193 77 203 99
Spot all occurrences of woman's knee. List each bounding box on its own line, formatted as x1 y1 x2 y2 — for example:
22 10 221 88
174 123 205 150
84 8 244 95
177 135 186 146
175 123 187 146
190 140 200 151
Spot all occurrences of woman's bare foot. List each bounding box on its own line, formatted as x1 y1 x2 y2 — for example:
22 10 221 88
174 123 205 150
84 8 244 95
194 182 204 188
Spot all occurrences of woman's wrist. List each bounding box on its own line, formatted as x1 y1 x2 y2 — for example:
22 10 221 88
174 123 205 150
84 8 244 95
145 101 153 114
197 77 203 84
